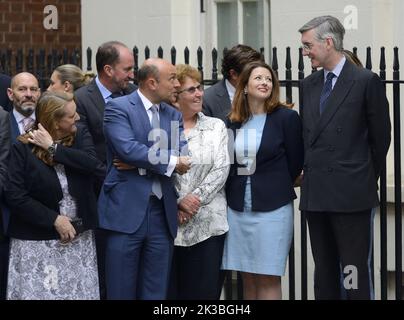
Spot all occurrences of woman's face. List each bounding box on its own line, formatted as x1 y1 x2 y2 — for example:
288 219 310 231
56 100 80 138
176 76 204 117
48 71 72 93
246 67 273 101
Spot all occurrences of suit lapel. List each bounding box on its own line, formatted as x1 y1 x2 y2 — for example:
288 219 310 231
308 72 323 123
128 91 152 143
87 80 106 114
310 61 355 146
10 112 20 143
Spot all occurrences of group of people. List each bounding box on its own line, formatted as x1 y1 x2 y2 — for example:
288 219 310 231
0 15 391 300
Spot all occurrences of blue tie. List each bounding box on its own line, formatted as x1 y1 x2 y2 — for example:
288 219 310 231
150 105 163 199
319 72 335 115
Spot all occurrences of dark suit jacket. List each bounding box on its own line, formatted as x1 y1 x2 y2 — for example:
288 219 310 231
9 111 20 143
0 107 10 239
299 60 391 212
4 127 103 240
74 79 136 164
226 107 304 212
0 74 11 112
202 79 232 122
98 90 187 238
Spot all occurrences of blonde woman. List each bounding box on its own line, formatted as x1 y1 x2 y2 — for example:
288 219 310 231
48 64 94 93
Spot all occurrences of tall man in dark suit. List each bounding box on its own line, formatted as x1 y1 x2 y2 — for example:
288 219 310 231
202 44 262 122
75 41 136 299
98 58 190 299
0 106 10 300
75 41 136 169
298 16 391 299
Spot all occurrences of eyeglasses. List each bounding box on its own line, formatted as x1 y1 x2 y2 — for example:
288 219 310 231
177 84 203 95
302 43 314 51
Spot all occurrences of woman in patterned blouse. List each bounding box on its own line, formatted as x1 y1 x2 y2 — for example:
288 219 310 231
167 64 230 300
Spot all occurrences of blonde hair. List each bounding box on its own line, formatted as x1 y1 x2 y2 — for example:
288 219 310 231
19 91 75 165
54 64 94 90
175 64 201 85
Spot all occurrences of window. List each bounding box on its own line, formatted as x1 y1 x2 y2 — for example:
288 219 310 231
213 0 270 70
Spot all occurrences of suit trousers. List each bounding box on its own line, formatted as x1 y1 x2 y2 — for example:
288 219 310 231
105 196 173 300
305 209 374 300
168 234 226 300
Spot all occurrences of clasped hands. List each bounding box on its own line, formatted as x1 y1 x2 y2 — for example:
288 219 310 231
177 193 200 225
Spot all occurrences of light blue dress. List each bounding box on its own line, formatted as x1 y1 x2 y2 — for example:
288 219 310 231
221 114 294 276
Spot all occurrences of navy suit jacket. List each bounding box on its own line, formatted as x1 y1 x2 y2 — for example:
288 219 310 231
0 107 10 239
299 60 391 212
226 107 304 212
0 74 11 112
98 90 187 238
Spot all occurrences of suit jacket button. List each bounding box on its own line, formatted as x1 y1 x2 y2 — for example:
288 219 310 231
327 167 333 172
337 127 342 133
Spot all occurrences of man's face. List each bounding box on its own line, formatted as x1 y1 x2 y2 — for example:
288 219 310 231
110 47 134 91
155 62 180 103
7 73 40 117
301 28 328 69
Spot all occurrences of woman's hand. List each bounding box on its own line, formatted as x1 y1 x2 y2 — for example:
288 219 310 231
113 158 136 170
27 123 53 150
178 193 201 216
54 215 76 244
177 210 193 225
294 173 303 187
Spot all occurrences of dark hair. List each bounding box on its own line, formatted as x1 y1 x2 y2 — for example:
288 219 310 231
229 61 290 123
96 41 127 73
221 44 263 79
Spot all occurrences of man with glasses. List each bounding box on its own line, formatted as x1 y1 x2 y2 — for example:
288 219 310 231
298 15 391 299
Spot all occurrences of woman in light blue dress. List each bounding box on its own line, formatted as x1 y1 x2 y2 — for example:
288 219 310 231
222 61 304 299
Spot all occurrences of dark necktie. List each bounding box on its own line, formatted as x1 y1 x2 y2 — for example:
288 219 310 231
150 105 162 199
110 91 123 99
319 72 336 115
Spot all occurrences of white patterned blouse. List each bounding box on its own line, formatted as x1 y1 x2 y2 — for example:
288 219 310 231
174 112 230 247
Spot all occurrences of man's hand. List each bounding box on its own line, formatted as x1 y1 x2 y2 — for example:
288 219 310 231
113 158 136 170
175 156 191 175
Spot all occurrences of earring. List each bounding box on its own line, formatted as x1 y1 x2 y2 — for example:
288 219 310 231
244 88 248 95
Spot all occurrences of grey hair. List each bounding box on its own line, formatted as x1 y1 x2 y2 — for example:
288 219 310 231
299 15 345 52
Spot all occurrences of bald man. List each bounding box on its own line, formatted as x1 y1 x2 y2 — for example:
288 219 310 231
98 58 190 299
7 72 41 141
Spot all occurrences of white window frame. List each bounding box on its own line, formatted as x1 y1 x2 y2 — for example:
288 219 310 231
210 0 271 62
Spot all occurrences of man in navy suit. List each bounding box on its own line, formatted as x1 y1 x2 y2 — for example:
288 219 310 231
202 44 262 122
98 58 190 300
298 16 391 299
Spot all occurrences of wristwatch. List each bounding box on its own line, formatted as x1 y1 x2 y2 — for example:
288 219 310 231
47 142 57 157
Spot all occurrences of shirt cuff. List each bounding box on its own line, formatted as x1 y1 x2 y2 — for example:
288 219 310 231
165 155 177 177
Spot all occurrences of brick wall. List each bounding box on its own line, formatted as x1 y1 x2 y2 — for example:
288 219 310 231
0 0 81 73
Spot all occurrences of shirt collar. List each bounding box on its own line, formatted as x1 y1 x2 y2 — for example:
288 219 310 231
324 55 346 80
225 79 236 103
13 109 35 124
95 76 113 102
137 89 159 112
